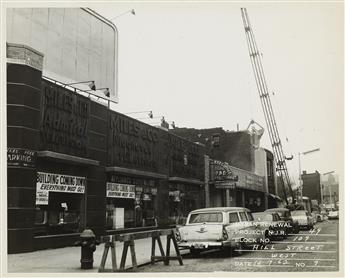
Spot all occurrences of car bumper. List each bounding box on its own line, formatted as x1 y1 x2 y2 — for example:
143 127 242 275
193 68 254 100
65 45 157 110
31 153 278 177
178 240 235 250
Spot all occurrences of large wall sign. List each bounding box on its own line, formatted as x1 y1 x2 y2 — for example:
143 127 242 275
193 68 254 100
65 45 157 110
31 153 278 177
40 80 90 156
7 8 118 102
106 182 135 199
7 148 36 168
108 112 164 172
36 172 86 205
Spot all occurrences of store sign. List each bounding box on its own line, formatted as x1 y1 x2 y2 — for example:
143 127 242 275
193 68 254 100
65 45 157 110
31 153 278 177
36 190 49 205
143 194 151 201
40 80 90 157
7 148 36 168
106 183 135 199
213 160 239 182
214 182 236 190
36 172 86 205
245 175 264 191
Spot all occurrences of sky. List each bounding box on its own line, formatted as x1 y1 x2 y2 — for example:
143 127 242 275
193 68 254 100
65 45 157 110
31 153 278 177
1 1 343 186
90 2 344 186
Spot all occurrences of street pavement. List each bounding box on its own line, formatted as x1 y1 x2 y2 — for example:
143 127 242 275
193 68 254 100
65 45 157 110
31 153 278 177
7 219 339 273
7 234 188 273
141 219 340 272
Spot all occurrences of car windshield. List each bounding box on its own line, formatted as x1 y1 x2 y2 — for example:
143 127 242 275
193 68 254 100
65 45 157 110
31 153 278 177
189 212 223 224
253 213 265 221
291 211 307 216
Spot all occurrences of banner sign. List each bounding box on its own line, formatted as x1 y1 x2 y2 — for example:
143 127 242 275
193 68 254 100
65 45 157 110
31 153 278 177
36 172 86 193
8 148 36 168
106 183 135 199
36 172 85 205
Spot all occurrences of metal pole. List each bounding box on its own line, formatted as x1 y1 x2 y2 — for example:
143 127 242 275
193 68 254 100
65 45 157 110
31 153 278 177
298 152 302 201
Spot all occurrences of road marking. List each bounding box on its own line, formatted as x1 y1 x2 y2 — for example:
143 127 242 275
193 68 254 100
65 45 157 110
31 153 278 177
289 234 337 236
271 241 337 244
249 265 294 268
234 250 337 253
232 258 336 261
306 266 337 268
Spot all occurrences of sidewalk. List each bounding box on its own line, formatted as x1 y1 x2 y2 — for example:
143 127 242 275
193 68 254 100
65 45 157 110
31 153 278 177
8 236 188 273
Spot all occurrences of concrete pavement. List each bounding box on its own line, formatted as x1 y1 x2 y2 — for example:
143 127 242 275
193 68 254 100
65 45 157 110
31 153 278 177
8 235 188 273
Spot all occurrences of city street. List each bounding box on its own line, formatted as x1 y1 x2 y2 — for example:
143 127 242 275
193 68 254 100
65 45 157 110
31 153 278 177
141 219 339 272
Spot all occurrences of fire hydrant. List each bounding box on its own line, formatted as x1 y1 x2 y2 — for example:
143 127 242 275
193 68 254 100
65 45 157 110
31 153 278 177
75 229 100 269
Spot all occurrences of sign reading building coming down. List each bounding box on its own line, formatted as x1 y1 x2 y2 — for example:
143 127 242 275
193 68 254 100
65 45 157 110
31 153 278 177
36 172 86 205
106 182 135 199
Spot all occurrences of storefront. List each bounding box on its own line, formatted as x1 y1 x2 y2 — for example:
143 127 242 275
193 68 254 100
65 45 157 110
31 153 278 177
168 180 204 225
105 174 160 230
34 171 86 236
208 160 267 211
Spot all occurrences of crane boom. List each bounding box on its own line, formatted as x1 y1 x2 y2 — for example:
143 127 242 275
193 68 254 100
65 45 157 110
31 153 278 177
240 8 293 204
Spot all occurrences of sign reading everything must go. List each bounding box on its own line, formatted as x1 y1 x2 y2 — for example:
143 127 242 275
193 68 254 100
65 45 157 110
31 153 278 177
36 172 86 205
106 183 135 199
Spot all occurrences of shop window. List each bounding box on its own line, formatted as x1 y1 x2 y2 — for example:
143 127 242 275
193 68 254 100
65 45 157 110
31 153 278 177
106 198 135 230
34 192 82 236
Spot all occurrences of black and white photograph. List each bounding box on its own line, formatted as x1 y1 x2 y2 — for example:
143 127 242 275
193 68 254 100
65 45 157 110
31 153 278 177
0 1 343 277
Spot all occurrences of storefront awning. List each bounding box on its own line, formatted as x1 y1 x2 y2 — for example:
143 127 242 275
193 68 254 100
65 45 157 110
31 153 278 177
37 151 100 166
168 177 204 185
106 166 167 179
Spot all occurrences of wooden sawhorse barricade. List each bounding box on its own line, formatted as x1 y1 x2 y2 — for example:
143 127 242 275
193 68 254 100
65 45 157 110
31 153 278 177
98 229 183 272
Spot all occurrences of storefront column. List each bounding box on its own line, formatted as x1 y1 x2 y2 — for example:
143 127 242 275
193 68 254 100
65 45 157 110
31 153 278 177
7 44 43 253
241 190 245 207
225 189 231 206
204 155 210 208
264 193 268 210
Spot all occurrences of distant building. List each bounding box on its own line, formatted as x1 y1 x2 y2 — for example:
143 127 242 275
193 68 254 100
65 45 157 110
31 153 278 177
172 127 280 211
321 173 339 205
301 171 322 204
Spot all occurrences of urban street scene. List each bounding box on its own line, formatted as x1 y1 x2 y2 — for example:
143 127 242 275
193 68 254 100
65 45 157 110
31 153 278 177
2 2 343 277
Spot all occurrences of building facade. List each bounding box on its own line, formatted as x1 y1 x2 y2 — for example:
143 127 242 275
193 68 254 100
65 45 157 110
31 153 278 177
7 44 206 253
301 171 322 204
172 127 279 211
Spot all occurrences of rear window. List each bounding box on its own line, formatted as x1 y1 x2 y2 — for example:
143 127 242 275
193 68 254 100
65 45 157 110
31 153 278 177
189 212 223 224
291 210 307 216
239 211 248 221
264 214 273 221
229 212 240 223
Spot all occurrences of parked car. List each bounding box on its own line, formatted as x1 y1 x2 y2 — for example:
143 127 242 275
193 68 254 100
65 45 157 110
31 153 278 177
177 207 268 256
291 210 314 230
252 212 287 240
264 208 299 234
310 212 318 224
311 211 323 222
328 210 339 220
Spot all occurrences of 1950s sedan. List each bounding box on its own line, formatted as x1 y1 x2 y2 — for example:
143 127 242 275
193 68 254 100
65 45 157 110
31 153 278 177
177 207 268 255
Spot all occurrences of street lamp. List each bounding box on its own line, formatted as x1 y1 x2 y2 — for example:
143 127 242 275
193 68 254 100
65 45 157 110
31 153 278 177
298 148 320 201
110 9 136 21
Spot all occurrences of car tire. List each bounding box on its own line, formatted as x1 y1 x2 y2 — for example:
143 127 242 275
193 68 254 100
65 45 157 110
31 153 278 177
294 226 300 234
233 242 245 256
190 248 201 256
